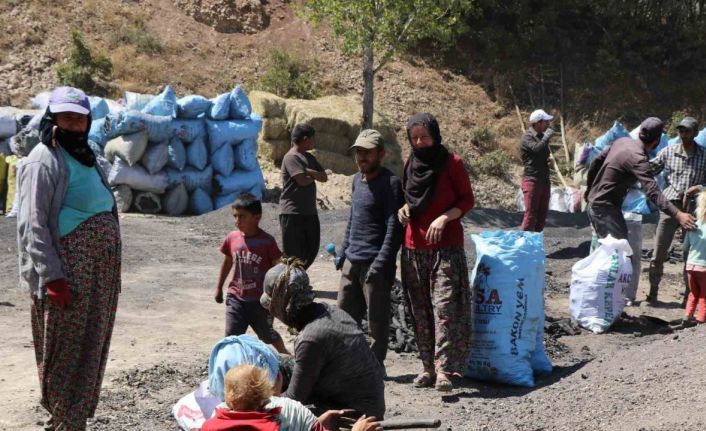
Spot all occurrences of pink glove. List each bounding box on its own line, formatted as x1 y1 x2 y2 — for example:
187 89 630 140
45 279 71 309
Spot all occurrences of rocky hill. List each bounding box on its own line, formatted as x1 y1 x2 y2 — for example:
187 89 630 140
0 0 585 209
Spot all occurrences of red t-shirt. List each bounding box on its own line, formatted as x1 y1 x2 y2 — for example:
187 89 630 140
220 230 282 301
404 154 475 249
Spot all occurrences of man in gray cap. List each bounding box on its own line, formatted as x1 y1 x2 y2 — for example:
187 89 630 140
646 116 706 304
586 117 696 244
336 129 404 365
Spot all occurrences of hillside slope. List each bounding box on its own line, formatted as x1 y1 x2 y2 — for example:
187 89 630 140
0 0 556 208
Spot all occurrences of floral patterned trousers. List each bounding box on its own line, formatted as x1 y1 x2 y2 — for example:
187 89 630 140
401 246 472 375
31 213 121 431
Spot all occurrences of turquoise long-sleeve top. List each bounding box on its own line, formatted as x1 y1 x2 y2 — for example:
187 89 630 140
58 148 114 237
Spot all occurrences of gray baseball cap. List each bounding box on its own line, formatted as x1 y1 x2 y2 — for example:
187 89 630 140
677 116 699 132
350 129 385 150
48 86 90 115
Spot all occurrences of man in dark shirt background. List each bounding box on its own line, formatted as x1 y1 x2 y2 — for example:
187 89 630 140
586 117 696 241
279 124 328 268
336 129 404 366
520 109 556 232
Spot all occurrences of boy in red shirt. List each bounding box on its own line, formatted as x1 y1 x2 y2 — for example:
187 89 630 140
215 193 289 354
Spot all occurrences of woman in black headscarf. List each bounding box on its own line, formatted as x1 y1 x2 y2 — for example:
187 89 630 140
17 86 121 430
397 113 475 392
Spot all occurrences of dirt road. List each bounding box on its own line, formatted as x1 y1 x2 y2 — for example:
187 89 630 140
1 206 704 430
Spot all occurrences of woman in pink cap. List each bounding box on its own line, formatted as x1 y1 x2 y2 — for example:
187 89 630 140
17 86 121 431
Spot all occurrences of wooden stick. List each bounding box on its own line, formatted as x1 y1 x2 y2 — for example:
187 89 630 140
340 417 442 430
378 418 442 429
560 113 570 161
515 104 526 133
508 84 526 133
549 148 569 189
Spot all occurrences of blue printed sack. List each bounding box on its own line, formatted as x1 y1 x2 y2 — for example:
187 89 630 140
106 110 173 142
208 92 231 120
89 96 109 120
189 187 214 215
177 95 212 119
594 121 629 152
167 136 187 171
229 86 252 119
234 138 259 171
186 135 208 170
211 142 235 176
466 231 551 387
142 85 177 118
166 166 213 193
171 119 206 144
214 169 265 197
206 115 262 151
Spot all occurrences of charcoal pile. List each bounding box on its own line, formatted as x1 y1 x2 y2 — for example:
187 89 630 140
641 246 683 264
361 279 418 353
388 280 418 353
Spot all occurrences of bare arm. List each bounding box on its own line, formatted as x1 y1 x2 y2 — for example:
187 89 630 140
306 168 328 183
214 255 233 303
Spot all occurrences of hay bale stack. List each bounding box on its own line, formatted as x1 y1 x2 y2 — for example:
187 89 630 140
251 91 403 175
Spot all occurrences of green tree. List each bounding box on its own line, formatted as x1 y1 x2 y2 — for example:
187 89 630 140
56 29 112 95
301 0 474 128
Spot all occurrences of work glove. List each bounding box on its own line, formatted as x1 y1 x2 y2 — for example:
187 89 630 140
45 279 71 310
543 128 556 140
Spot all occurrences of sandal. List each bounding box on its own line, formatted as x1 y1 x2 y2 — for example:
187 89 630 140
413 371 435 388
435 374 453 392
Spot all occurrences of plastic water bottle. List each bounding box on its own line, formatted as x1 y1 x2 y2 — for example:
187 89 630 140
325 242 336 256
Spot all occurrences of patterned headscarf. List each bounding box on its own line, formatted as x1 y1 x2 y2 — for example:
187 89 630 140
261 257 315 327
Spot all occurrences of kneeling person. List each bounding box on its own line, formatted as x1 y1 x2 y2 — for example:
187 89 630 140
214 193 289 354
262 258 386 419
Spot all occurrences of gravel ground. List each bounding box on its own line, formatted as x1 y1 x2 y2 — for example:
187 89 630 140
1 207 704 431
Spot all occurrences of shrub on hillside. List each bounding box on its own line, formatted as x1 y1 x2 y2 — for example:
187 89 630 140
257 48 320 99
56 29 112 95
470 126 495 150
110 16 164 55
475 149 511 177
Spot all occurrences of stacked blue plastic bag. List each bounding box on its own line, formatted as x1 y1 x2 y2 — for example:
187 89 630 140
77 84 265 215
466 231 552 387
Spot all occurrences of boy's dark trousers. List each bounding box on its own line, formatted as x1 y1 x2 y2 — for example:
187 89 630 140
337 259 392 363
279 214 320 269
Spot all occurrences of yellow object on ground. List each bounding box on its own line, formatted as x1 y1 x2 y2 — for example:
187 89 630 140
5 155 19 214
0 154 7 200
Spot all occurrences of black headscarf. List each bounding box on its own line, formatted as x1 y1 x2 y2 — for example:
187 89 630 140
403 113 450 216
39 108 95 167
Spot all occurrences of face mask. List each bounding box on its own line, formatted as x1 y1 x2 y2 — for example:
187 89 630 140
54 127 88 148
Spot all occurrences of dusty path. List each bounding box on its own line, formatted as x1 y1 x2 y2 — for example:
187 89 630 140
1 206 704 430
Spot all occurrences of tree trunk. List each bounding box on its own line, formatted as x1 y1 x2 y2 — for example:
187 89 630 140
362 46 375 129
